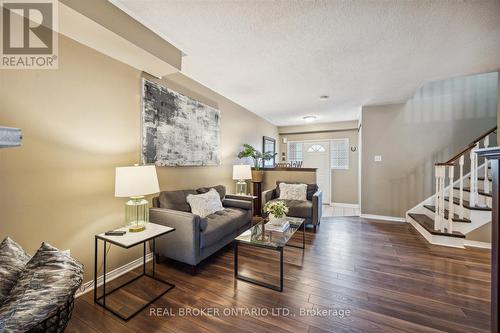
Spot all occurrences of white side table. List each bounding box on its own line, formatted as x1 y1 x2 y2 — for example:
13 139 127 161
94 223 175 321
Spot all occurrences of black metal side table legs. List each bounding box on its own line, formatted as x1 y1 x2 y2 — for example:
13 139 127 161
93 237 175 321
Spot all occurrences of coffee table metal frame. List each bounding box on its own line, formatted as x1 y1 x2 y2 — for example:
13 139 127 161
234 218 305 292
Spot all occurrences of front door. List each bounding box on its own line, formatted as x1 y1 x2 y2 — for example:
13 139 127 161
302 142 330 203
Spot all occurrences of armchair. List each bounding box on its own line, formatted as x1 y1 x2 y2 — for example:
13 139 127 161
262 181 322 232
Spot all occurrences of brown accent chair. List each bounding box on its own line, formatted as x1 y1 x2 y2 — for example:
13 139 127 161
262 181 322 232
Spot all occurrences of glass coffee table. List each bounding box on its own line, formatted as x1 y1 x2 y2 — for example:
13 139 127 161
234 216 305 292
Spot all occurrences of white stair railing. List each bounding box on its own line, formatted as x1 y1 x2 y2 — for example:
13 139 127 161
447 165 454 233
470 143 480 207
458 155 465 219
434 127 496 231
483 136 490 195
434 165 446 232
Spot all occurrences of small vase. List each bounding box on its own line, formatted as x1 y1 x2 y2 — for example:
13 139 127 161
268 213 284 221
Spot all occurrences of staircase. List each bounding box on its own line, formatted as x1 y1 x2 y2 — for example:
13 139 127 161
406 127 496 248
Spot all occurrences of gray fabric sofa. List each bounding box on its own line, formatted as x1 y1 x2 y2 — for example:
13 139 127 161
150 185 252 274
262 181 323 232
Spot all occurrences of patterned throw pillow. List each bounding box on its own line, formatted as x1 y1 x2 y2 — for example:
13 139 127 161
0 237 31 306
279 183 308 201
187 188 224 218
0 242 83 332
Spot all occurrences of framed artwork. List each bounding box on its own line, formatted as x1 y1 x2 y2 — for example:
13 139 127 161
142 79 220 166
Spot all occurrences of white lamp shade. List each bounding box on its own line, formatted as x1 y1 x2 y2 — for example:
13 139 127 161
115 165 160 197
232 165 252 180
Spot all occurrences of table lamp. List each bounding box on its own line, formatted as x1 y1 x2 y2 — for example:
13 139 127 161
115 165 160 232
232 165 252 195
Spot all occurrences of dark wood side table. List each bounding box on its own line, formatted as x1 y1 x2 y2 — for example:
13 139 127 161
476 147 500 333
252 181 262 216
94 223 175 321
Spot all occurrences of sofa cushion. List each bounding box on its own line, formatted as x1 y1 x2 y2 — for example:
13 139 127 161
201 208 249 248
159 189 197 212
268 199 313 218
0 237 31 305
187 189 224 218
276 181 318 201
0 242 83 332
279 183 307 201
196 185 226 200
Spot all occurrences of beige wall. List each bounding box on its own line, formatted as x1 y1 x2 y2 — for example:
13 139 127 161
361 72 498 218
0 35 277 282
278 121 359 204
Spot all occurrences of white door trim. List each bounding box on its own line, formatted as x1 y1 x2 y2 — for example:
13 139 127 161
302 140 331 203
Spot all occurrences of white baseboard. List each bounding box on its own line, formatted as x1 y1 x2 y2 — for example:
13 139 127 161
463 240 492 249
76 253 153 298
331 202 360 209
360 214 406 223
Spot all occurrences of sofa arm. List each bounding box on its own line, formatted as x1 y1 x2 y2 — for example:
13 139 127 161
312 190 322 226
262 188 276 207
222 198 253 211
149 208 206 265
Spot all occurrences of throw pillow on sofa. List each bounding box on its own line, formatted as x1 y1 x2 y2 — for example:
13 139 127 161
279 183 308 201
0 242 83 332
187 188 224 218
196 185 226 200
276 181 318 200
0 237 31 306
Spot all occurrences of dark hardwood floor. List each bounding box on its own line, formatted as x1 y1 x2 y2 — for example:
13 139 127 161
67 217 491 333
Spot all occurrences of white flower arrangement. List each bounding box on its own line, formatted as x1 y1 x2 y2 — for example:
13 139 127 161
263 200 289 219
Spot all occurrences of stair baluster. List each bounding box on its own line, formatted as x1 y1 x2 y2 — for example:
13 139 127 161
458 155 465 219
434 165 441 231
484 136 490 195
440 166 446 232
448 165 454 233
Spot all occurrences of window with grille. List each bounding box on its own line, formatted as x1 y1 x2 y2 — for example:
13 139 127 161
287 142 303 163
307 144 326 153
331 139 349 170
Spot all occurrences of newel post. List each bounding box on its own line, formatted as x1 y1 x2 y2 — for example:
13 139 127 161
434 165 446 231
476 147 500 333
470 143 480 207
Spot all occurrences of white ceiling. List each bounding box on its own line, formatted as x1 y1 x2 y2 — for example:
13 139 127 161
110 0 500 126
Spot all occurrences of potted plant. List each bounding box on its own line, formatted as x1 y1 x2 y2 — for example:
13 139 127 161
263 200 289 221
237 144 276 182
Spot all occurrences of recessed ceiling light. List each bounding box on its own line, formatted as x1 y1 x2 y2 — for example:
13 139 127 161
319 95 329 100
303 116 317 122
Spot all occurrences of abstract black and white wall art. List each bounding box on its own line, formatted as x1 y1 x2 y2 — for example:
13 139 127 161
142 79 221 166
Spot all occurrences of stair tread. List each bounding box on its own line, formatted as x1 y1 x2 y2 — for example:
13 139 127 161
423 205 471 222
408 213 465 238
444 197 491 211
453 186 492 197
476 176 492 181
